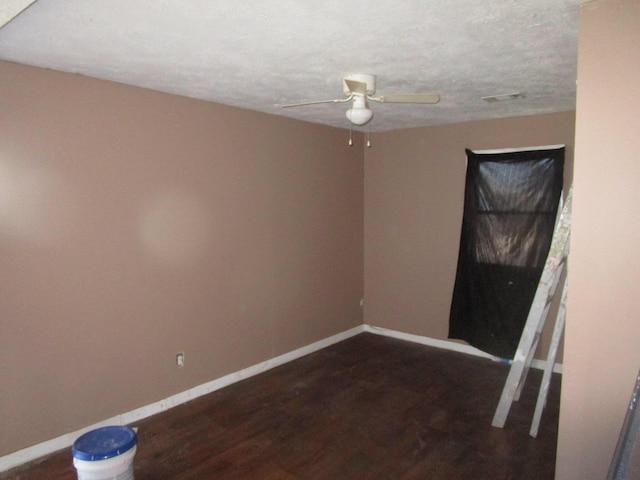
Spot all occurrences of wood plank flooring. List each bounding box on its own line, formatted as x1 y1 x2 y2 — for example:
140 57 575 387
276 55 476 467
1 333 561 479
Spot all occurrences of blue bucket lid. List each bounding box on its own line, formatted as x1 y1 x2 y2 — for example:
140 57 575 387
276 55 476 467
72 426 137 461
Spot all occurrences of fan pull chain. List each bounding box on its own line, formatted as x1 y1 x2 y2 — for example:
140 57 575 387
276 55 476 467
347 126 373 147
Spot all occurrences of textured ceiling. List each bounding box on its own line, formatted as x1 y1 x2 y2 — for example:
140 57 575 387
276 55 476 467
0 0 584 132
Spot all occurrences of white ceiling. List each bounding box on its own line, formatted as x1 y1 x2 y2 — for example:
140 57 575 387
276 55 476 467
0 0 585 132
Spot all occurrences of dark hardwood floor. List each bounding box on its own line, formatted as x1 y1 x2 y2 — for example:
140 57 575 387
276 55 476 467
1 333 561 479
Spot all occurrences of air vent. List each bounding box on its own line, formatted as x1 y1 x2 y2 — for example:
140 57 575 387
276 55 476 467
482 92 526 102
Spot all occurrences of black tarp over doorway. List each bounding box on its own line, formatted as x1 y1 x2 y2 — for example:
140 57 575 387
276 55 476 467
448 147 564 359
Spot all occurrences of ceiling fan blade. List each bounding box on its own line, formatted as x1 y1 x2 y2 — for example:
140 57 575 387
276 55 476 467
281 98 349 108
344 79 368 96
372 93 440 104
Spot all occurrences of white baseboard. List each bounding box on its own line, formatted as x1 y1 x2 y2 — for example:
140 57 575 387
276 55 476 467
363 324 563 374
0 325 364 473
1 323 562 473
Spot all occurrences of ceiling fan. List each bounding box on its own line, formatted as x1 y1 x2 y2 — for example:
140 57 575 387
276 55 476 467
282 74 440 126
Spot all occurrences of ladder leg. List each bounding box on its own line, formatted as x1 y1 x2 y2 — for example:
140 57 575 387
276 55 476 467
492 356 527 427
492 311 544 428
514 330 542 402
530 277 568 437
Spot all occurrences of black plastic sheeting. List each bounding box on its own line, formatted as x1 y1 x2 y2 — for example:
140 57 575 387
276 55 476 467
448 147 564 359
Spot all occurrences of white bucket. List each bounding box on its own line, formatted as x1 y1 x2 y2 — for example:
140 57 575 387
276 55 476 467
72 426 137 480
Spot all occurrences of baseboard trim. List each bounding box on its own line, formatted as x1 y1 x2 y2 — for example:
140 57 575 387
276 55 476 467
1 323 562 472
0 325 364 473
363 324 563 374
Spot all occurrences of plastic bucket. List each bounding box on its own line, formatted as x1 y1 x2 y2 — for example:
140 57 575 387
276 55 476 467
71 426 137 480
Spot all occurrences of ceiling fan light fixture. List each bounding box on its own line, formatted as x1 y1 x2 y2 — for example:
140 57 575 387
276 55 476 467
282 73 439 128
346 107 374 126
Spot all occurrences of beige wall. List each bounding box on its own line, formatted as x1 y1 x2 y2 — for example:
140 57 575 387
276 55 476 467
364 112 575 359
0 61 364 456
557 0 640 478
5 2 633 468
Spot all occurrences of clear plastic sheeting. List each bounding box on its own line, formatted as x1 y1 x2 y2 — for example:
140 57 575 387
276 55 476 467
448 147 564 359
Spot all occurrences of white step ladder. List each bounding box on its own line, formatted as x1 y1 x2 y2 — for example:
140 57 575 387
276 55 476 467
491 187 572 437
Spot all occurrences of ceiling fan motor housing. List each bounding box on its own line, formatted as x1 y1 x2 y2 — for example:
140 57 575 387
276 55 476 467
343 73 377 96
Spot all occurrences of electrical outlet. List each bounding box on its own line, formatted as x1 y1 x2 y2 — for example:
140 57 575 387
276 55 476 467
176 352 185 367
